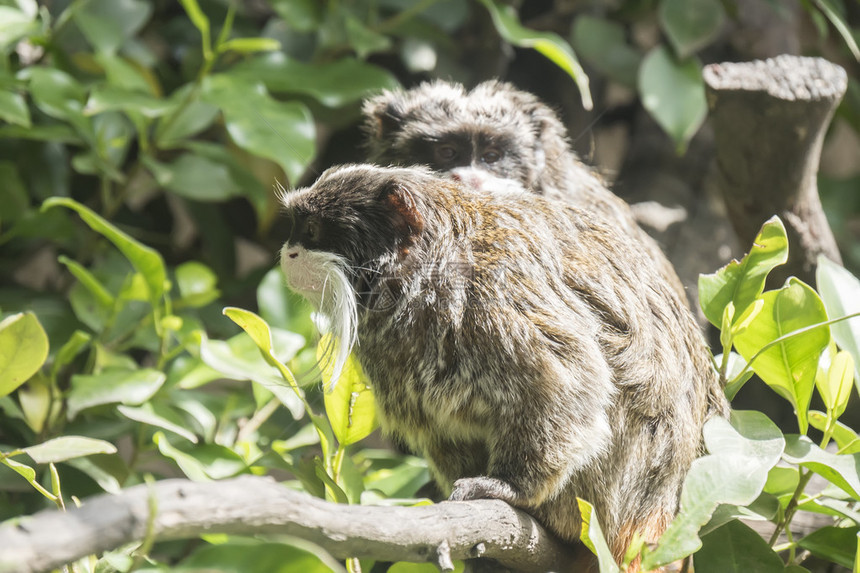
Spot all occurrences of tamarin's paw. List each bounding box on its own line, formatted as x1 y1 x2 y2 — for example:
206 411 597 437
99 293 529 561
449 477 522 506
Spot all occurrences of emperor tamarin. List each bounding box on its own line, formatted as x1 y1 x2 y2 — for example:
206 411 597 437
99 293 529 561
278 164 729 570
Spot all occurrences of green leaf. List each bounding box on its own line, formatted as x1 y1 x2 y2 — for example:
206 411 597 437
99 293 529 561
57 255 115 309
699 216 788 328
638 45 707 154
733 279 831 434
197 330 305 419
319 335 378 446
42 197 167 310
67 368 166 419
228 53 399 108
813 0 860 61
798 525 859 569
642 411 784 569
344 14 392 59
577 498 621 572
84 86 172 119
694 520 785 573
24 67 89 134
816 350 854 418
175 261 220 308
0 6 37 51
218 37 282 55
178 0 211 58
476 0 592 110
118 403 199 443
809 410 859 452
18 375 51 433
23 436 117 464
154 86 219 147
658 0 726 59
0 88 30 127
816 255 860 388
153 431 209 481
257 266 315 342
783 434 860 499
571 16 641 88
0 312 49 398
0 456 56 500
202 75 316 185
145 153 241 201
73 0 151 54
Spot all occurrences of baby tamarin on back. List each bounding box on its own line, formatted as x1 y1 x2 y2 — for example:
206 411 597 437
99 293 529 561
279 164 729 569
362 79 688 303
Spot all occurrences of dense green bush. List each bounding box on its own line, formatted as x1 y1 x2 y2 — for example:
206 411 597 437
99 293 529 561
1 1 860 572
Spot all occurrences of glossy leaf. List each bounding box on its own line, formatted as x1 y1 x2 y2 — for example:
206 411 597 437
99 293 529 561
42 197 167 309
642 411 783 569
57 255 115 308
797 525 859 569
571 16 641 88
228 53 399 108
154 88 219 147
0 456 56 500
84 86 171 119
0 89 30 127
18 375 51 433
218 37 282 55
202 74 315 185
638 45 707 154
578 498 621 572
118 403 198 443
319 334 378 446
24 68 89 132
783 435 860 499
694 520 785 573
175 261 220 308
153 431 209 481
717 351 755 400
477 0 592 110
809 411 859 452
23 436 117 464
0 312 49 398
145 153 241 201
733 279 831 434
700 217 788 328
816 350 854 419
659 0 726 59
817 255 860 387
67 368 166 419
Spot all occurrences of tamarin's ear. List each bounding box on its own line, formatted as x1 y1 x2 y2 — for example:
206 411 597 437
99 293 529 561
379 182 424 245
362 91 406 143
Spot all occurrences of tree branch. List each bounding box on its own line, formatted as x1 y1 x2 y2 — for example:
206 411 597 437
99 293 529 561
0 475 577 573
703 55 846 287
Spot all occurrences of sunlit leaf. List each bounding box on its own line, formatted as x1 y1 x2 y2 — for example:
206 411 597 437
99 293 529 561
0 88 30 127
67 368 165 419
733 279 830 434
642 411 783 569
817 256 860 388
694 520 785 573
699 217 788 328
118 403 199 443
578 498 621 572
319 334 378 446
23 436 117 464
783 435 860 499
0 312 49 398
477 0 591 110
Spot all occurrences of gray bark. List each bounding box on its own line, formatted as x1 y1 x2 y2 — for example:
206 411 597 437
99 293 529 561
0 475 577 573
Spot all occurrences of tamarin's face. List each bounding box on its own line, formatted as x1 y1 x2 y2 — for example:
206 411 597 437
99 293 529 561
363 80 568 195
278 164 427 385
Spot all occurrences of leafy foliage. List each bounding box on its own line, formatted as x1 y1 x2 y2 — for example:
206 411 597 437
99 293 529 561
1 0 860 572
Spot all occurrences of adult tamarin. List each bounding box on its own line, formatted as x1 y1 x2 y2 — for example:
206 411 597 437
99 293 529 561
278 164 729 570
362 79 688 303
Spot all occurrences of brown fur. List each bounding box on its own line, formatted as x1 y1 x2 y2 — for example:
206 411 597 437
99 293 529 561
279 165 729 569
362 79 689 304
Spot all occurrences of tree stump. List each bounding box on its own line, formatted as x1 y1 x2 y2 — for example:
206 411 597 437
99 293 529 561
703 55 846 287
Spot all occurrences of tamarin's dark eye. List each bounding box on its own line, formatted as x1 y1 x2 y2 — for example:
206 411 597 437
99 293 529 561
306 217 323 243
435 144 457 162
481 148 502 164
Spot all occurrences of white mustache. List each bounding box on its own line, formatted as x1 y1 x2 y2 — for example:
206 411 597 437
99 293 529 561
280 244 358 391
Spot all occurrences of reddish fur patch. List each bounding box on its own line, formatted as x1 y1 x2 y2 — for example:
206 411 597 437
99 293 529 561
614 510 675 573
